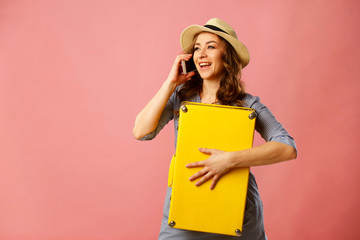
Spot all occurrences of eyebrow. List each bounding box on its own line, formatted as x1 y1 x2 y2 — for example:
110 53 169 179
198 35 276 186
195 40 218 46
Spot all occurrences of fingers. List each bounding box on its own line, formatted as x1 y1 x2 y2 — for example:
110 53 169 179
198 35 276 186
194 172 213 187
188 167 207 181
186 148 227 189
167 54 194 85
177 54 195 79
190 170 220 190
187 165 220 189
210 175 220 190
198 147 223 155
198 147 212 154
175 54 192 64
180 53 192 61
185 71 196 80
185 160 204 168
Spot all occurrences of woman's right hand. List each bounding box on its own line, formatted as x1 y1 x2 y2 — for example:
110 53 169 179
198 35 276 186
166 54 196 87
133 54 195 140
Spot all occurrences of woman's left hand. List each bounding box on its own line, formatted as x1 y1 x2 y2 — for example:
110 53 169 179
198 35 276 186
186 148 233 190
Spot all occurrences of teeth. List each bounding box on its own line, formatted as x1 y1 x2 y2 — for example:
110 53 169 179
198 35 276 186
200 63 211 67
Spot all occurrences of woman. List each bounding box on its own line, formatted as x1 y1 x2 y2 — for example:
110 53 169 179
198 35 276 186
133 18 297 240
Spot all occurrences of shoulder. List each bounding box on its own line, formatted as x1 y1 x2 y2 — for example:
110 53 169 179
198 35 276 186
243 93 261 108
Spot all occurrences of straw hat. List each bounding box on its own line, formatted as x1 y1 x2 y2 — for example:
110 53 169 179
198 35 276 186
180 18 250 68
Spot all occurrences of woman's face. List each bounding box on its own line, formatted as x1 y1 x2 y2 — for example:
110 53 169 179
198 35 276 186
193 32 226 82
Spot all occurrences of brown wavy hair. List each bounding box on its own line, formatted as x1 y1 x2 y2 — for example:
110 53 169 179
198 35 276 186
178 32 246 107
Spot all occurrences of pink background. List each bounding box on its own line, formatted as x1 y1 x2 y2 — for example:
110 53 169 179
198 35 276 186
1 0 359 239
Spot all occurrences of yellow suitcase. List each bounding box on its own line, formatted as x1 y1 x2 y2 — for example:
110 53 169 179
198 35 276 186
168 101 257 237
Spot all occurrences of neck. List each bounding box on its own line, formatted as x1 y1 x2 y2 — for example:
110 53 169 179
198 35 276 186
200 79 221 104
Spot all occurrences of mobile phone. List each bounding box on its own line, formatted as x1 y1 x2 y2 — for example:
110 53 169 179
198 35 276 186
181 58 197 74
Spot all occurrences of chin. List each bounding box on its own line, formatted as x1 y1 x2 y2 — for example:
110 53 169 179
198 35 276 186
199 72 212 80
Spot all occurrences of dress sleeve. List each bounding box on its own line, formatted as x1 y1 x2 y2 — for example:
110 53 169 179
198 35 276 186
244 94 297 151
139 90 177 141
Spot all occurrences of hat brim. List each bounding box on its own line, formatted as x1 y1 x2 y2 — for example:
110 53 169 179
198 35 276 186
180 25 250 68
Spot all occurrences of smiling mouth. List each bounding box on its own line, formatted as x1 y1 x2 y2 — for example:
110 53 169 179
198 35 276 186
199 62 211 68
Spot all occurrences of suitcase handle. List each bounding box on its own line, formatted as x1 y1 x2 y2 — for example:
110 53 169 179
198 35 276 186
168 155 176 187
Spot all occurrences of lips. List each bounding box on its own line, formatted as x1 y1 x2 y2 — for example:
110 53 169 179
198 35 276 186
199 62 211 68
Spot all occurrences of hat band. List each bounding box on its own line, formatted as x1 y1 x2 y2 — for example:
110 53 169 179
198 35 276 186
204 24 228 35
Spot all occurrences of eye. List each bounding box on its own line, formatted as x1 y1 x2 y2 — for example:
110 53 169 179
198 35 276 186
208 45 215 49
194 47 200 51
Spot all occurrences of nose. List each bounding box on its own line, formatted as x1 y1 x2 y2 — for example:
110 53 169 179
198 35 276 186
199 48 207 58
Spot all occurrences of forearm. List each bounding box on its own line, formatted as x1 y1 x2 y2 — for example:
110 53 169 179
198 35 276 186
133 54 195 140
133 81 176 139
228 141 297 168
